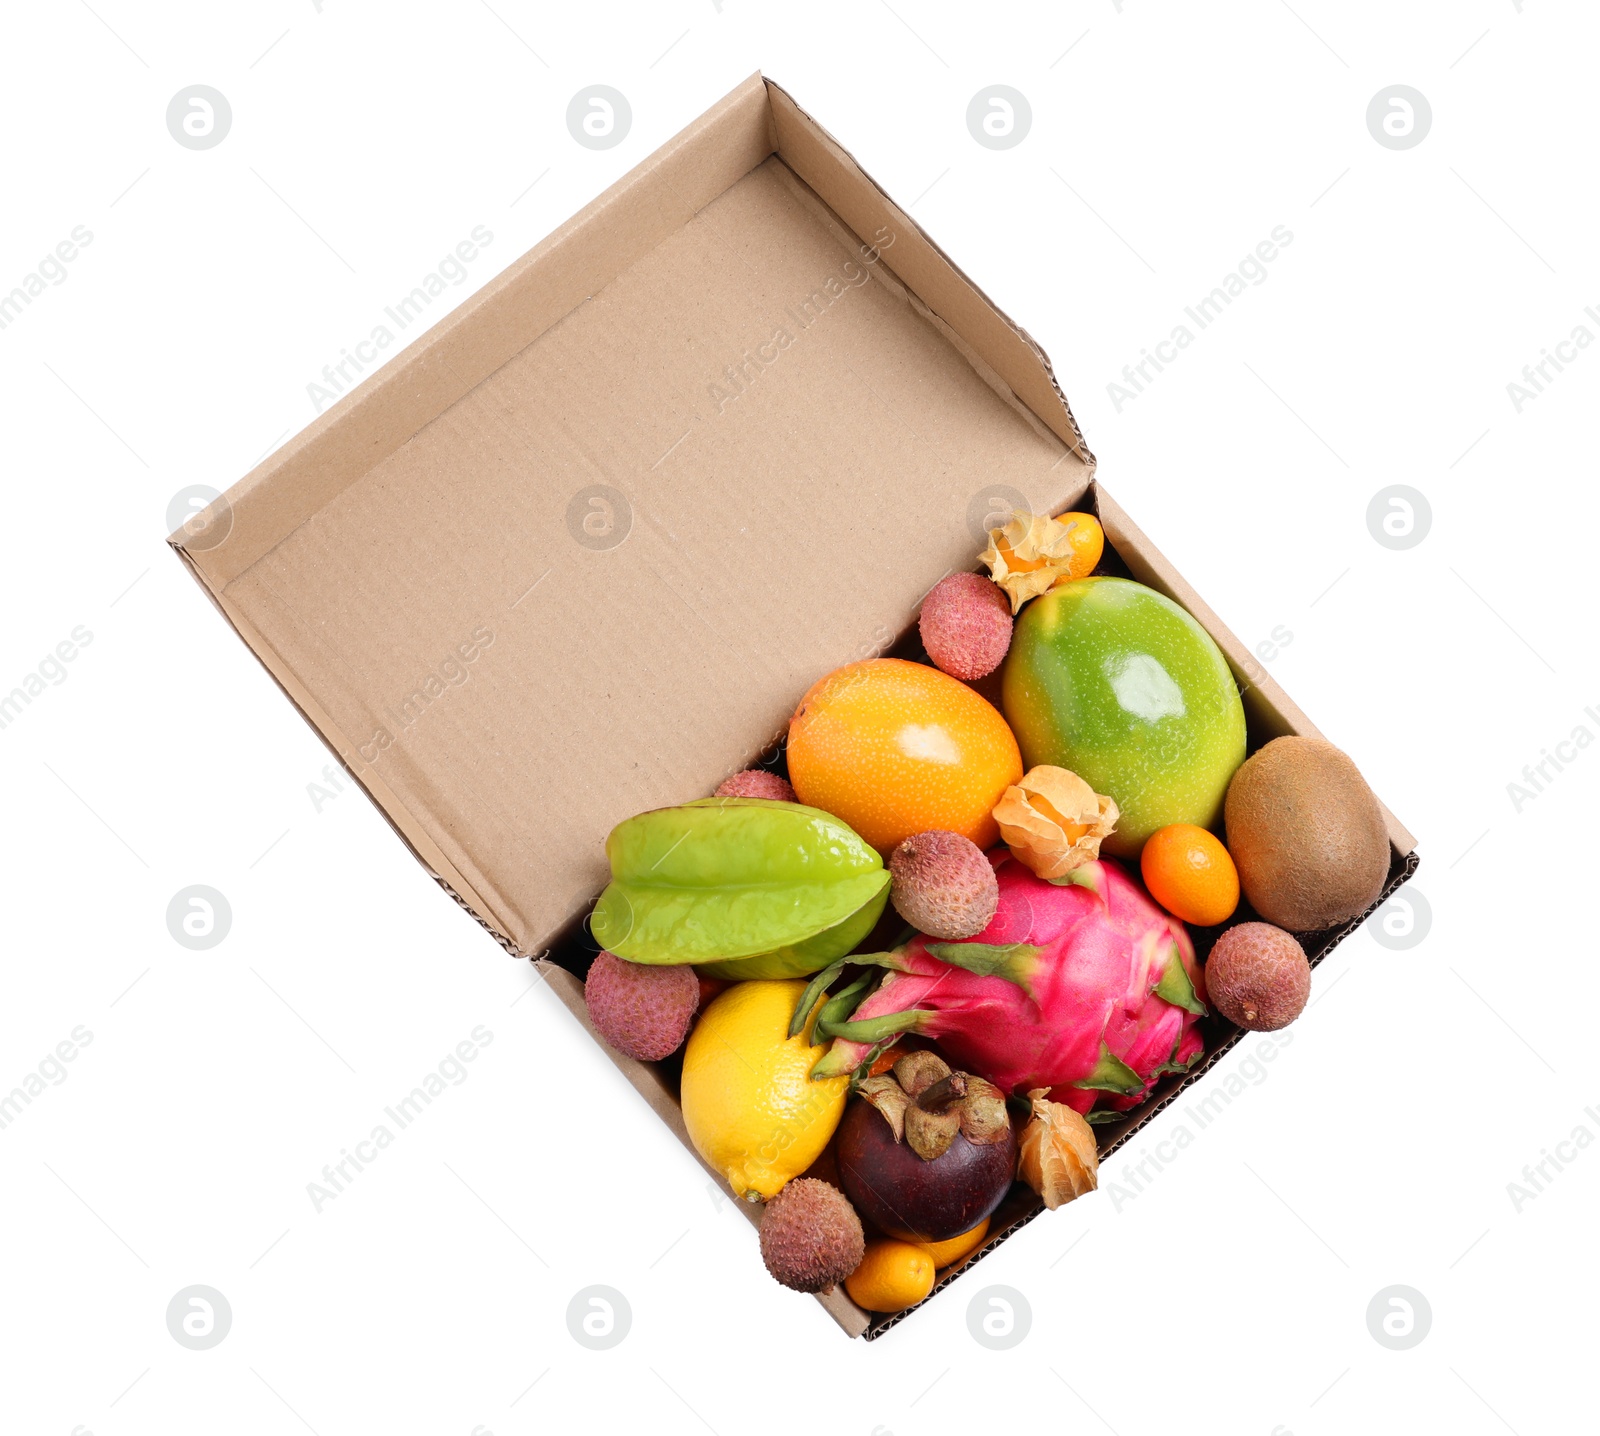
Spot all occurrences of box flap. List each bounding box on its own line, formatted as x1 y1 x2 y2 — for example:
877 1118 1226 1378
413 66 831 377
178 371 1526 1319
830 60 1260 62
172 75 1092 954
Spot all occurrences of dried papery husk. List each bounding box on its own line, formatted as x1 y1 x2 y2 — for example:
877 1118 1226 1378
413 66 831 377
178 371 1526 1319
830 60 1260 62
958 1076 1011 1146
1017 1088 1099 1210
981 511 1091 613
993 765 1119 880
893 1050 951 1099
856 1073 910 1143
860 1057 1010 1161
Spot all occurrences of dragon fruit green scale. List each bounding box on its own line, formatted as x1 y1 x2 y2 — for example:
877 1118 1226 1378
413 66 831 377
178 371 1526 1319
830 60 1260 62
813 857 1206 1118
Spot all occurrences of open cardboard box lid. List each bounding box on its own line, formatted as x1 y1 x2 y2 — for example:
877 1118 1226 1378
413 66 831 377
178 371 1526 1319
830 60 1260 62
172 73 1416 1338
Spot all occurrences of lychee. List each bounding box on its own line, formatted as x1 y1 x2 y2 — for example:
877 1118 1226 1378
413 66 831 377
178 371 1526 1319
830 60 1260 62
584 951 699 1061
714 769 797 802
759 1177 865 1294
919 573 1013 681
889 830 1000 940
1205 922 1311 1031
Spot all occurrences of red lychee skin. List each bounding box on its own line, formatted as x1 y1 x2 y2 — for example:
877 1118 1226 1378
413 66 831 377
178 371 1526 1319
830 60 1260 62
584 951 699 1061
889 829 1000 940
919 573 1013 681
1204 923 1311 1032
715 769 797 802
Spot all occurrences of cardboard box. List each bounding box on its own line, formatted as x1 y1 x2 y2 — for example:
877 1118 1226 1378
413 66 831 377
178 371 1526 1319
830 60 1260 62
170 73 1418 1339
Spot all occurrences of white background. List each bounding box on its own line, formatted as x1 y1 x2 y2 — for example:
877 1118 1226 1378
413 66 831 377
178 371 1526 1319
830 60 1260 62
1 1 1592 1432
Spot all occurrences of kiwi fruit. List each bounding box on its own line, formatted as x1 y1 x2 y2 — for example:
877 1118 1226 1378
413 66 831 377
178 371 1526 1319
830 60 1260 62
1224 736 1390 931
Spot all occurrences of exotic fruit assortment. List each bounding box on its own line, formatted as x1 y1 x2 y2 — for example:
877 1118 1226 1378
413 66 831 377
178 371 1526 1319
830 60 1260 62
806 856 1206 1118
579 506 1398 1320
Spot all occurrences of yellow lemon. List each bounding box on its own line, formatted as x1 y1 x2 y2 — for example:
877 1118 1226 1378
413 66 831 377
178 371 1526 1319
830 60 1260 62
680 980 847 1200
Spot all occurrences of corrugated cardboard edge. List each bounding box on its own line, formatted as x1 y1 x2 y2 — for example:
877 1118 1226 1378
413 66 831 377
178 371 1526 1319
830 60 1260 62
765 78 1095 469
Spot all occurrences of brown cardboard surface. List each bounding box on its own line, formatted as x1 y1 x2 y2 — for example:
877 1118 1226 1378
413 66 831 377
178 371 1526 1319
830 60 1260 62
188 74 775 589
172 75 1414 1340
173 76 1092 957
765 82 1093 462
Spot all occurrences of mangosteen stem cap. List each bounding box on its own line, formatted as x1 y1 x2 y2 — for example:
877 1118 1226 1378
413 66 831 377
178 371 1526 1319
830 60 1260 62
913 1072 968 1114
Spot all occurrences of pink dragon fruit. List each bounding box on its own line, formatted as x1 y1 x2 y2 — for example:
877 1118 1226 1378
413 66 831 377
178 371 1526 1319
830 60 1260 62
810 856 1207 1118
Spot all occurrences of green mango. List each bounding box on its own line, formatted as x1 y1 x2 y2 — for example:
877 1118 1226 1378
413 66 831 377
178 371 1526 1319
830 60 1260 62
1001 577 1246 857
591 798 890 979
